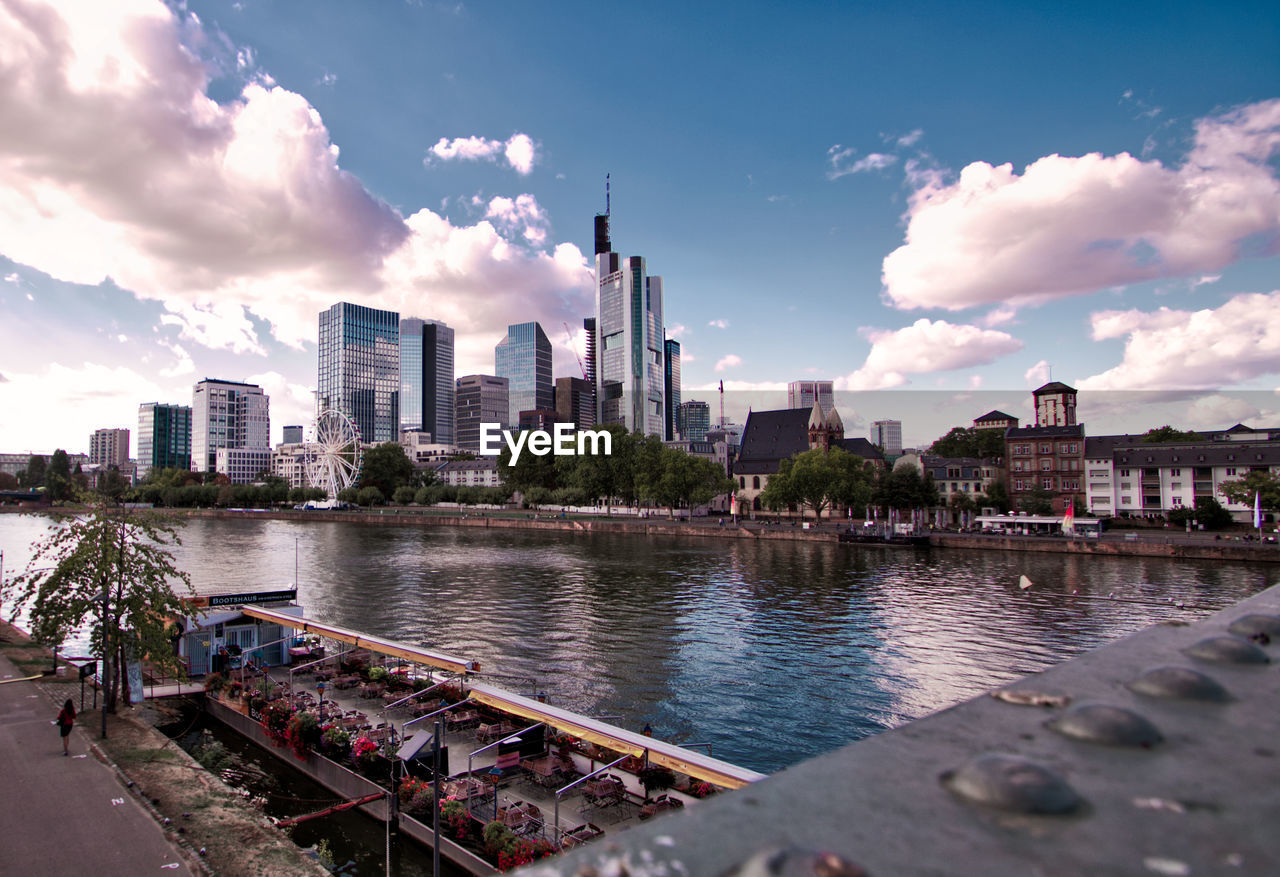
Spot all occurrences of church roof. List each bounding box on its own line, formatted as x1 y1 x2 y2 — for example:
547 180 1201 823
825 407 844 430
1033 381 1076 395
808 401 825 430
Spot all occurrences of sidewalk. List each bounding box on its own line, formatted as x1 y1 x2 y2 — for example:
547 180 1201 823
0 652 192 876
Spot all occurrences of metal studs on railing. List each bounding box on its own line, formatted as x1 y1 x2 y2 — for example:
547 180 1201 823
1126 666 1231 702
1183 636 1271 665
724 847 869 877
942 753 1083 814
1226 614 1280 643
1047 703 1163 748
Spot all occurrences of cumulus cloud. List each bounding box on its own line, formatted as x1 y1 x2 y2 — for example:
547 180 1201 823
828 145 897 180
484 194 549 245
838 319 1023 390
708 319 729 329
427 132 537 175
667 323 688 339
897 129 924 148
3 272 17 283
714 354 742 372
882 99 1280 311
1078 292 1280 391
0 1 590 362
1024 360 1051 387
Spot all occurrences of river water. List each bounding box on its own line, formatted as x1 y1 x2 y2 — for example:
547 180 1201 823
3 513 1274 775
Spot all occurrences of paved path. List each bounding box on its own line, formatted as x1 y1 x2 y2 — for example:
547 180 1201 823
0 654 192 876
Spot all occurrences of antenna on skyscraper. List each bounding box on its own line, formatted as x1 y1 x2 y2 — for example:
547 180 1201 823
605 173 610 216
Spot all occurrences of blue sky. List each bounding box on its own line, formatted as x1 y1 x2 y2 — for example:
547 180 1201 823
1 0 1278 453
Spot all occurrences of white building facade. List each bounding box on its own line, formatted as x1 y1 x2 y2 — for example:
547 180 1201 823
191 379 270 475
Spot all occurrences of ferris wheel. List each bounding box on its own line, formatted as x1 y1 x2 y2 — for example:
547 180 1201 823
307 409 363 498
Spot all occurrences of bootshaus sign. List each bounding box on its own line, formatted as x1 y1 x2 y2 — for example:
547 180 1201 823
479 423 613 465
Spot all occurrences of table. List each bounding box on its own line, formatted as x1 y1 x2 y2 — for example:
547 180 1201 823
561 823 603 849
521 755 562 787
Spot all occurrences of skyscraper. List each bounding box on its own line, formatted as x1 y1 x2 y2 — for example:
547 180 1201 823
872 420 903 455
89 428 130 467
495 322 552 428
664 338 681 440
318 302 400 443
555 376 595 432
400 317 455 444
594 210 665 435
677 400 711 443
191 379 270 473
282 425 304 445
137 403 191 478
788 380 834 411
455 375 509 453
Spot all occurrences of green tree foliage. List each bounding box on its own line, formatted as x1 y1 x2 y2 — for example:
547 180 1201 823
761 448 874 519
1219 469 1280 511
639 444 735 514
872 465 939 514
562 425 632 513
45 449 74 503
1167 495 1234 529
976 479 1011 513
3 504 194 712
392 486 417 505
356 486 385 506
359 442 415 498
19 454 46 489
1141 425 1202 443
97 466 131 503
929 427 1005 460
1016 486 1056 515
498 440 560 494
0 472 18 489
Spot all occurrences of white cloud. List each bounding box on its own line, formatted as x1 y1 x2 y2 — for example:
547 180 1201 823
0 1 590 367
882 99 1280 311
3 272 17 283
1192 274 1221 288
968 374 983 390
485 194 549 246
838 319 1023 390
158 342 195 378
667 323 688 339
897 129 924 148
689 380 786 392
318 72 337 87
1024 360 1051 387
982 305 1018 327
1182 394 1264 428
714 354 742 372
828 145 898 180
1078 291 1280 391
708 319 729 329
245 369 316 440
427 132 538 175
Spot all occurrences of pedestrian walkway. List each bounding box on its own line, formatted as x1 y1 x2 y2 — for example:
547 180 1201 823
0 652 192 876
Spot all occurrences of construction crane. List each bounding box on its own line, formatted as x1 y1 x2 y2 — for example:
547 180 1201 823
564 322 588 380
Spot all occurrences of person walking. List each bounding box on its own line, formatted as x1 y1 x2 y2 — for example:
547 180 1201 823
56 698 75 755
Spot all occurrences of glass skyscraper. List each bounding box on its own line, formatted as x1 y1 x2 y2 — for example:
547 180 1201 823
318 302 400 443
664 338 681 440
494 321 552 428
137 403 191 478
400 317 455 444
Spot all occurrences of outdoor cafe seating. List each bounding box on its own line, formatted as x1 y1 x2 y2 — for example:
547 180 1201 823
638 793 685 820
560 822 603 849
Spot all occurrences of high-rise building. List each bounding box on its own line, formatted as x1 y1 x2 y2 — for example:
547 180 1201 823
400 317 455 444
787 380 834 412
677 400 711 443
282 425 304 445
594 211 665 435
318 302 400 443
89 428 130 467
872 420 903 455
455 375 509 453
555 377 595 432
137 403 191 478
583 317 597 387
495 322 552 429
664 338 681 441
191 379 270 474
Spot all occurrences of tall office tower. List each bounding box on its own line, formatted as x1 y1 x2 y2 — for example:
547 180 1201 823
494 321 552 429
282 425 304 445
137 403 191 478
677 400 711 443
318 302 400 443
787 380 834 411
583 317 597 386
594 210 665 435
455 375 509 453
872 420 903 455
191 379 270 473
89 428 130 467
400 317 456 444
664 338 681 440
555 377 595 432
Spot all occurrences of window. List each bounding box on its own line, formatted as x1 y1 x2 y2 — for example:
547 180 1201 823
752 476 760 490
1062 478 1080 491
1120 469 1130 477
1171 496 1184 507
1121 496 1132 505
1226 468 1237 476
1013 460 1025 472
1059 443 1079 454
1039 443 1053 454
1171 482 1181 491
1013 478 1026 491
1040 459 1053 471
1170 468 1181 476
1042 477 1055 490
739 476 745 488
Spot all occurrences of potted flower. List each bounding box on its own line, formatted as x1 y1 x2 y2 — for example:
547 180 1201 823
351 735 379 769
320 724 351 760
440 799 472 841
203 671 227 696
285 710 321 760
259 700 294 746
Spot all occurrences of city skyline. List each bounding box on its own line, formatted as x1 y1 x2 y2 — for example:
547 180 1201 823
1 1 1279 454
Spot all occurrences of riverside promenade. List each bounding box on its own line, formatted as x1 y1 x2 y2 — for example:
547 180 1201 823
0 651 193 876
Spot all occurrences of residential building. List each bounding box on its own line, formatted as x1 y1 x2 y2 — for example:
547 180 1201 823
594 211 665 435
400 317 455 444
734 404 885 514
495 321 552 429
664 338 681 440
89 428 130 467
399 431 460 468
787 381 834 412
555 377 595 432
215 448 272 485
455 375 509 453
282 425 304 445
271 442 311 489
137 403 192 478
191 378 270 475
973 410 1019 431
872 420 903 455
678 400 711 443
438 457 501 488
318 302 400 444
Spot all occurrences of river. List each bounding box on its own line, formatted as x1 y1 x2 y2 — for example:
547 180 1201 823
2 513 1274 775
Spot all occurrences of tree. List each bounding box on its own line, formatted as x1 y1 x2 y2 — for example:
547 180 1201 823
97 466 131 503
356 486 385 506
976 479 1011 513
1168 496 1233 530
359 442 415 498
3 504 194 714
44 449 73 503
563 425 632 513
1141 425 1201 444
19 454 46 489
0 472 18 490
929 427 1005 460
392 486 417 505
1017 486 1055 515
760 448 873 519
1219 470 1280 512
872 466 938 515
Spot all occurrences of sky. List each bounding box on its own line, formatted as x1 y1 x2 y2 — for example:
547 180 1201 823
1 0 1279 454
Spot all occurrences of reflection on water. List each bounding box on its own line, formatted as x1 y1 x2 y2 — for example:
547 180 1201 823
2 514 1273 774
